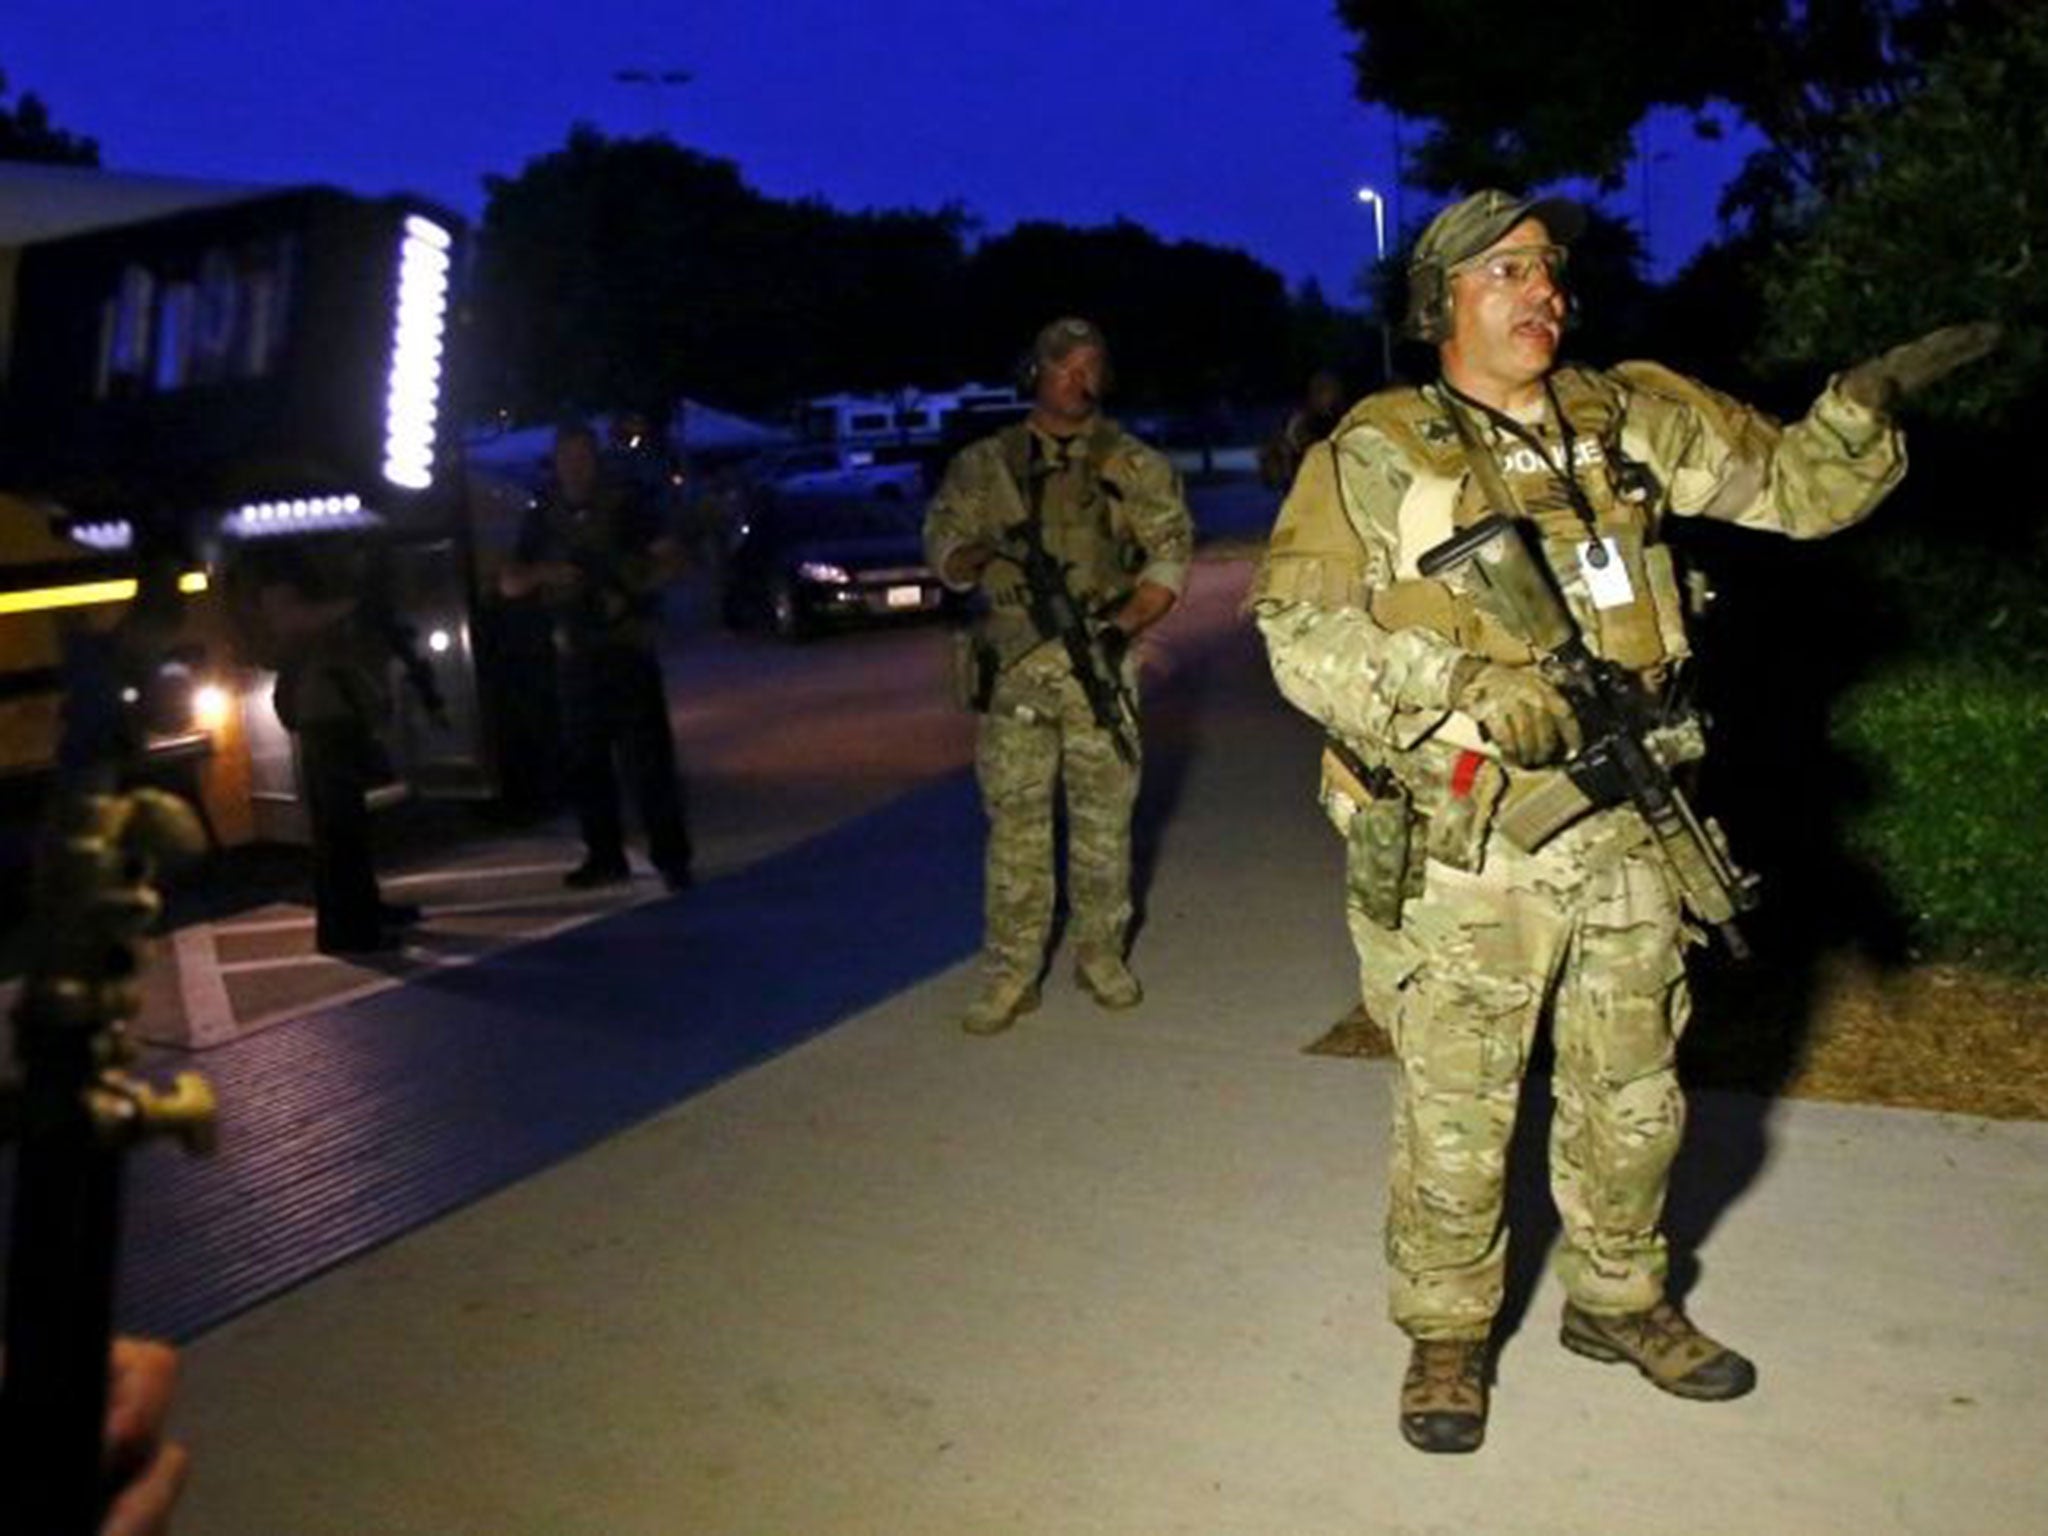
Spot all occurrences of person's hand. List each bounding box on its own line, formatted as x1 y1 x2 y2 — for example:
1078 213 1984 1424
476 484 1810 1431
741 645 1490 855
1453 660 1582 767
1839 321 2002 413
101 1337 189 1536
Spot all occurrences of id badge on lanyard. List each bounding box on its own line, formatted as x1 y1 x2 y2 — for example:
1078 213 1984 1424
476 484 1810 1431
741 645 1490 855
1577 537 1636 609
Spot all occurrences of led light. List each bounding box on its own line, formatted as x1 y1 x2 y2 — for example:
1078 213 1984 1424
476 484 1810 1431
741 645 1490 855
120 686 141 705
192 683 233 734
70 520 136 552
427 628 452 654
221 495 371 540
0 570 208 616
383 215 454 491
404 214 453 251
797 561 852 585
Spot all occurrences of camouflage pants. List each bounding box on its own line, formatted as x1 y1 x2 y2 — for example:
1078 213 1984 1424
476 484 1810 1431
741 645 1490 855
1348 807 1693 1340
974 645 1140 979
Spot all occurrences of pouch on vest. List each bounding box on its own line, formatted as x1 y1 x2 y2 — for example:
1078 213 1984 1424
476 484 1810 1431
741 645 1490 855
1419 751 1508 873
1326 743 1422 930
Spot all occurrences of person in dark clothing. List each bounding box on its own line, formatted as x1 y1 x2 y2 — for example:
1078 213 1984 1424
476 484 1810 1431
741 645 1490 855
500 420 693 890
245 538 422 955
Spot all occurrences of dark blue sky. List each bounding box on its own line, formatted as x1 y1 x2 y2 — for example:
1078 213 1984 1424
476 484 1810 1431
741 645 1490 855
8 2 1756 297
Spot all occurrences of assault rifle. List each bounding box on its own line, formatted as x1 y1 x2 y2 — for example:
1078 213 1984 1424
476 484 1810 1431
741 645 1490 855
1418 514 1760 957
998 507 1138 765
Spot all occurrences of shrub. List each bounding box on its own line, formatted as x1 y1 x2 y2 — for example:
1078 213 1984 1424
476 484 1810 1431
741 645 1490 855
1832 657 2048 974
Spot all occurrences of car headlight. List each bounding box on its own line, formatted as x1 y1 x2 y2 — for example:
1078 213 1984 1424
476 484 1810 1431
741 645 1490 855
796 560 852 585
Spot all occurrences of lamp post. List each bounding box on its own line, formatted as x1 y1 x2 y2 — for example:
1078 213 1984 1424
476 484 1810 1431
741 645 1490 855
1356 185 1393 382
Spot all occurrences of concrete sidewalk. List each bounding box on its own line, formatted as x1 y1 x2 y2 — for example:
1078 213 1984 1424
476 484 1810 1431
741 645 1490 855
173 564 2048 1535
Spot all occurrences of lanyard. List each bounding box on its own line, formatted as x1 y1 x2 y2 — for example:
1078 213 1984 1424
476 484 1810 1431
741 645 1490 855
1438 377 1609 561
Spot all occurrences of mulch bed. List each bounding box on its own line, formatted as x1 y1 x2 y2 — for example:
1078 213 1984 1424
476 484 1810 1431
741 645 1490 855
1306 952 2048 1122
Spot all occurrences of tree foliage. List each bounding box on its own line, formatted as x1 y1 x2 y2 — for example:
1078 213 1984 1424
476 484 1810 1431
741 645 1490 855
1333 1 1995 213
469 127 975 420
0 69 98 166
960 220 1294 409
469 125 1303 423
1757 5 2048 427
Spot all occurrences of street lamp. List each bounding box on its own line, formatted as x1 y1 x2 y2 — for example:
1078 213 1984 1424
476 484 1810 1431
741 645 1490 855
1356 185 1393 381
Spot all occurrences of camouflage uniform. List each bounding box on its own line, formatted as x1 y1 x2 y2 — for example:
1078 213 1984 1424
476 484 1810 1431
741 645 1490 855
1251 362 1905 1340
926 418 1192 982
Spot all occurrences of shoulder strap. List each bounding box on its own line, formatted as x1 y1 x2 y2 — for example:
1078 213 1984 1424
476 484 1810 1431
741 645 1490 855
1439 391 1526 522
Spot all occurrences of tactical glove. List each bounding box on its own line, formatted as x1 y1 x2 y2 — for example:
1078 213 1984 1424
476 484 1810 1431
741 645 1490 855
1839 321 2002 414
1452 659 1582 768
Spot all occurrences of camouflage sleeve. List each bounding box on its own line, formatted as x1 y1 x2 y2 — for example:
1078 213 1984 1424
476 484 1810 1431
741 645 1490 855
1613 360 1907 539
1250 426 1472 750
1108 438 1194 596
922 444 996 593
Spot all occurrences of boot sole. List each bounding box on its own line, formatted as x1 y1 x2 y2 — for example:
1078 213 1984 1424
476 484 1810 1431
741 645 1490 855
1560 1325 1756 1402
962 988 1041 1036
1400 1413 1485 1454
1078 981 1142 1010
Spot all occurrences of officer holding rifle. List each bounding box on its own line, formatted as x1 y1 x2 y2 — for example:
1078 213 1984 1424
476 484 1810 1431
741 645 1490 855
1249 188 1996 1454
924 318 1193 1036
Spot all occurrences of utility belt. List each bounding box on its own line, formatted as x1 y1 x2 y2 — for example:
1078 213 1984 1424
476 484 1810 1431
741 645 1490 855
1323 710 1708 929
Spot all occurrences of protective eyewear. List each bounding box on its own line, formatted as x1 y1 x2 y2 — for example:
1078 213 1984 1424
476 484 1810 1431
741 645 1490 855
1450 244 1569 288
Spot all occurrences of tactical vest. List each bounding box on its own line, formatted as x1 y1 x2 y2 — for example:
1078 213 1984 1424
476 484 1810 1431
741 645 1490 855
1261 368 1691 678
1258 369 1701 859
979 420 1144 661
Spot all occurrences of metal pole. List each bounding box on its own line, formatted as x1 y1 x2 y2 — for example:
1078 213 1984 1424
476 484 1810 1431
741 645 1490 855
1357 186 1393 382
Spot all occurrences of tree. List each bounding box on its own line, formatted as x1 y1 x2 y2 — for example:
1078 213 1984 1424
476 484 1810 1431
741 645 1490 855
468 126 972 419
1757 6 2048 428
1331 2 1997 216
0 69 99 165
960 220 1294 411
469 126 1319 424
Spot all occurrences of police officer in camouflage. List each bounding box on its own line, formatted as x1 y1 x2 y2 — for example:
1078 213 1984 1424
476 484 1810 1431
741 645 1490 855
925 318 1194 1035
1250 189 1996 1453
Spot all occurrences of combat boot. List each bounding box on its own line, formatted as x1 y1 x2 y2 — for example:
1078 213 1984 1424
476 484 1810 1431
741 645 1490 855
1074 948 1142 1009
1560 1300 1757 1401
1399 1338 1490 1453
962 973 1041 1036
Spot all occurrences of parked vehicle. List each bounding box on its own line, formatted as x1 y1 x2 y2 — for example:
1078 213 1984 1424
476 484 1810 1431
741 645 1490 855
750 442 925 502
720 490 948 640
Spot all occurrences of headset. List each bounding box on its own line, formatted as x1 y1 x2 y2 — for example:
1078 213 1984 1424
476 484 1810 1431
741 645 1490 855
1401 260 1580 346
1402 262 1452 345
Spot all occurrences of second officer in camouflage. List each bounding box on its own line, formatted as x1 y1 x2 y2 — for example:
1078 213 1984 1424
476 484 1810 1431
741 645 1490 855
925 318 1194 1035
